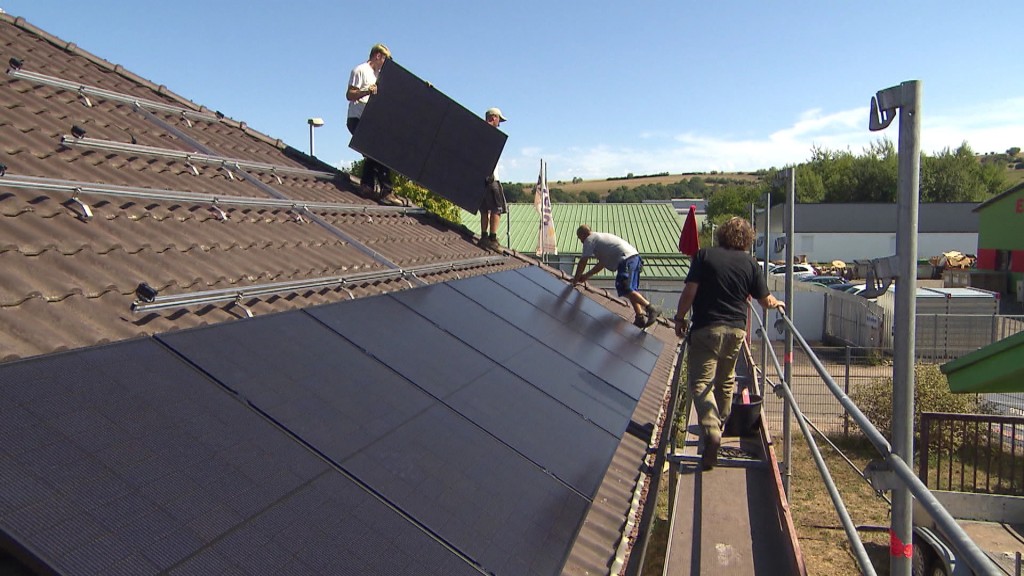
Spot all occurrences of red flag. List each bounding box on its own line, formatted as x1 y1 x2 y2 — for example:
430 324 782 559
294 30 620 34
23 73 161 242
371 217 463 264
678 204 700 256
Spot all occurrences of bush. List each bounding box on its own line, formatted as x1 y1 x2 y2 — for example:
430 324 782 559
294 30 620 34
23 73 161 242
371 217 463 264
850 363 989 443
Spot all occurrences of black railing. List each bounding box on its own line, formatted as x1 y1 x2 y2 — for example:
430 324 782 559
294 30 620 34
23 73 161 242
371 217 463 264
919 412 1024 495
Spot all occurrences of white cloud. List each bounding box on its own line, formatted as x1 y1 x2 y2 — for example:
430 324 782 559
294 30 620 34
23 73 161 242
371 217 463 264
506 97 1024 183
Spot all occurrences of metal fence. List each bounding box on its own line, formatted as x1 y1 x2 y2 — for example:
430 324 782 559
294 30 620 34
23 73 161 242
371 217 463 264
750 343 894 436
919 412 1024 496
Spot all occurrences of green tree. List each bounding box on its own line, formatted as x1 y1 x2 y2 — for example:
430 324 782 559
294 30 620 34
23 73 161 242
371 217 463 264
921 142 1003 202
704 184 761 221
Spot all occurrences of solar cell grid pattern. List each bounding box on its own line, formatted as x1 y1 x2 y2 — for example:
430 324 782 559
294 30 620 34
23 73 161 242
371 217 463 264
157 266 659 573
390 283 638 435
307 295 620 498
0 339 483 576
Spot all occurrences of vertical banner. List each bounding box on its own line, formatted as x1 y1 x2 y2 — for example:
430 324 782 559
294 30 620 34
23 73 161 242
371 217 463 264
534 160 558 256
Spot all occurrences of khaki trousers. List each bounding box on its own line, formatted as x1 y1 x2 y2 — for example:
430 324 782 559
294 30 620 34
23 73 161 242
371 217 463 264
687 324 747 440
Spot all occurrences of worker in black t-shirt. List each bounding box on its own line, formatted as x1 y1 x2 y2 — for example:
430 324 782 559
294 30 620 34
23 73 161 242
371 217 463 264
673 216 785 470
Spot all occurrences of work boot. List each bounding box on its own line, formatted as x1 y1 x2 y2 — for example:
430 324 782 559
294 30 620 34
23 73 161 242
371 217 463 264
633 314 647 328
643 304 662 328
701 434 721 471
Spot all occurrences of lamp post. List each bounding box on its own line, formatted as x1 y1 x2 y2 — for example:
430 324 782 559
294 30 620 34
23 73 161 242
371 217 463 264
307 117 324 157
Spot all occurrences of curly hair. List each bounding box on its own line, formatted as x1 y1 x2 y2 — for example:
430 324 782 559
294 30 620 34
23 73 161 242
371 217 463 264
716 217 755 251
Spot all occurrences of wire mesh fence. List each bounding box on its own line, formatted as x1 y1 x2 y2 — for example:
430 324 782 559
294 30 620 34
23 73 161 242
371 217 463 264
749 342 896 437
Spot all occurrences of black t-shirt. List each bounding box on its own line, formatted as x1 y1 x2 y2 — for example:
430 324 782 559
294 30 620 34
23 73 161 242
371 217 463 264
685 247 769 330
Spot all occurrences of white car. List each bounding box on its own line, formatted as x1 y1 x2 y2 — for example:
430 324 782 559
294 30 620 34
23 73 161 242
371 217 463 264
771 263 818 279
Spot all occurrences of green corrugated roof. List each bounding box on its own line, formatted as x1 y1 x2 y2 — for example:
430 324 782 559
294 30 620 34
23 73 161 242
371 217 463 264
940 330 1024 394
462 202 691 278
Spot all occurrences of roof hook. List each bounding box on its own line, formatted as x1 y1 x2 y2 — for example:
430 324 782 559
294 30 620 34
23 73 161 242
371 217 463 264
184 155 199 176
271 167 283 185
179 111 193 128
67 187 93 221
78 86 92 107
220 160 235 181
232 296 254 319
208 199 228 221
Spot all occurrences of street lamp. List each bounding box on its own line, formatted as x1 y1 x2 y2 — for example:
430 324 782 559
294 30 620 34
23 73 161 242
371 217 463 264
307 117 324 157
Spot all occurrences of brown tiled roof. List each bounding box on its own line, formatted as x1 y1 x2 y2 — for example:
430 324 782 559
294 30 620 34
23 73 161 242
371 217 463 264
0 12 678 575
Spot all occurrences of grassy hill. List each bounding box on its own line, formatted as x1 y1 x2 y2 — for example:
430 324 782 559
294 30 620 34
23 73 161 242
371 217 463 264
540 172 762 197
527 155 1023 197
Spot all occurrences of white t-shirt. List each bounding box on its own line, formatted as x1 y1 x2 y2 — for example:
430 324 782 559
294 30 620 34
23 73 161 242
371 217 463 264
581 232 639 270
347 61 376 120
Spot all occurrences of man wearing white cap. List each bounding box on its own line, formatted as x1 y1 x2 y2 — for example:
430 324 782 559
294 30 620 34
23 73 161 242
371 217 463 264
479 107 508 250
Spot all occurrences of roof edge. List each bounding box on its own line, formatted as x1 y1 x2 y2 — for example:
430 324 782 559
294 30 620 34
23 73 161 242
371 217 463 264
973 181 1024 212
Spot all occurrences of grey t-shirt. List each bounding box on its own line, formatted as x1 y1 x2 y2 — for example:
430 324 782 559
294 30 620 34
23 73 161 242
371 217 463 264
581 232 639 270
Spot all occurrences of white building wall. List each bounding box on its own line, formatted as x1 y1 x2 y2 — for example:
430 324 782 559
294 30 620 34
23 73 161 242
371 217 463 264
758 232 978 263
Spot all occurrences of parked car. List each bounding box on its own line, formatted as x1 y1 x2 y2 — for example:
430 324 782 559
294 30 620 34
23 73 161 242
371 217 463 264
771 263 818 278
829 282 859 292
800 275 845 287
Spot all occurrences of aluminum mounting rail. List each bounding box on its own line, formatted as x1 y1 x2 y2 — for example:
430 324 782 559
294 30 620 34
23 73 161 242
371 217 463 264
130 256 508 313
60 135 336 180
0 173 426 215
6 65 220 122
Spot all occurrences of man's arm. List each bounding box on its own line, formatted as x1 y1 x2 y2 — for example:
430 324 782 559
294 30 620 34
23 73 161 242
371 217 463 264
572 258 605 286
346 83 376 102
673 282 698 337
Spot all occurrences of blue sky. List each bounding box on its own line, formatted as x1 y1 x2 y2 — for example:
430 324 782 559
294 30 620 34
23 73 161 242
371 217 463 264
4 1 1022 184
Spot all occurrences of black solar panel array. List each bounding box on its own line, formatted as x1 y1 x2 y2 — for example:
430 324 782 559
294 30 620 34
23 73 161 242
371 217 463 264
0 267 663 575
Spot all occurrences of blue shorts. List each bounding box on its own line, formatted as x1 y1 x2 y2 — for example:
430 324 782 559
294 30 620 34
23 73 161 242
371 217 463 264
614 255 642 297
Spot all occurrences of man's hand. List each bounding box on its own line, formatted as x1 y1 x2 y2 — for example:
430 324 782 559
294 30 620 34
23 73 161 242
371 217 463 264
673 317 690 339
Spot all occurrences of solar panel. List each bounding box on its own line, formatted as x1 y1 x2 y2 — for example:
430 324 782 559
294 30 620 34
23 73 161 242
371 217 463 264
350 60 506 213
0 339 483 576
392 283 637 435
340 403 589 576
310 297 620 498
448 274 652 400
159 311 590 574
487 267 662 372
158 311 437 463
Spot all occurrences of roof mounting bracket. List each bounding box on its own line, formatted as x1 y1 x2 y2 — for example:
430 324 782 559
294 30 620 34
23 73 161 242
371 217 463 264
179 111 193 128
208 204 228 221
399 271 415 289
66 187 93 221
856 256 899 298
289 208 307 224
220 161 235 181
184 156 199 176
77 86 92 107
232 297 254 319
339 284 355 300
270 168 283 185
